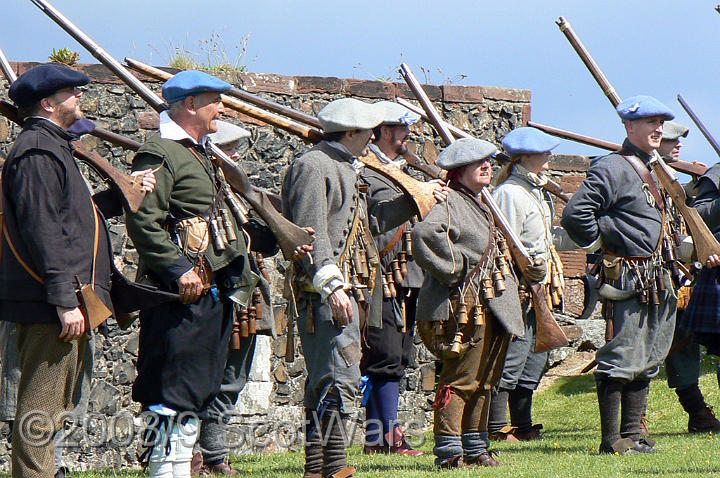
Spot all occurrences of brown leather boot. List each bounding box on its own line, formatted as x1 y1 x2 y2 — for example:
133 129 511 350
191 452 204 476
688 406 720 433
464 451 503 467
385 427 425 456
328 466 356 478
203 461 238 475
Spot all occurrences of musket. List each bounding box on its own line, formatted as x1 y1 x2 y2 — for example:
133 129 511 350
125 57 321 130
401 63 568 353
123 58 323 143
0 100 145 212
556 15 720 263
556 16 621 108
677 94 720 158
529 120 708 176
397 96 570 203
29 0 313 259
0 46 18 83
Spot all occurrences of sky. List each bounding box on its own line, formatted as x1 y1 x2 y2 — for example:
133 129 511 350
2 0 719 167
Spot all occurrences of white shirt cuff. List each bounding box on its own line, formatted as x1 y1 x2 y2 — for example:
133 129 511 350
313 264 346 301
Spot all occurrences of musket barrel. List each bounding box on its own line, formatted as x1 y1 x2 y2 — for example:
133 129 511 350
396 97 471 140
528 121 621 151
556 16 622 107
399 63 454 146
30 0 313 259
30 0 167 112
677 94 720 158
0 46 17 83
123 58 324 143
124 58 321 129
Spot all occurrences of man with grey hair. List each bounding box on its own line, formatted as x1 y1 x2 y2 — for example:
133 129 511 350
127 71 281 477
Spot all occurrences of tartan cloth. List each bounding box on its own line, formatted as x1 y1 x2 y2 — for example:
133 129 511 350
680 267 720 353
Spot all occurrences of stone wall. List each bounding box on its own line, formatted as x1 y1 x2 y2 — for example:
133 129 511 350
0 62 598 471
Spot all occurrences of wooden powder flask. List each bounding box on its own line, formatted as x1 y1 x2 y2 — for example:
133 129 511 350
403 229 413 257
496 255 511 277
239 307 250 338
650 283 660 306
481 278 495 300
225 188 249 226
351 275 367 304
353 248 368 279
221 209 237 243
398 251 408 277
473 303 485 326
382 275 392 299
210 217 226 251
497 238 509 256
391 259 404 284
448 331 464 358
256 252 272 284
230 320 242 350
248 306 257 335
492 270 506 293
455 301 469 325
385 272 397 298
638 288 649 305
306 303 315 334
656 272 666 292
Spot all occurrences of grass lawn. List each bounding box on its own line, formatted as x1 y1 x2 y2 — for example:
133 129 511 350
3 358 719 477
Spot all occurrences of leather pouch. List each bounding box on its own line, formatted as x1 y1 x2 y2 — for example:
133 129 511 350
177 216 209 255
602 256 623 282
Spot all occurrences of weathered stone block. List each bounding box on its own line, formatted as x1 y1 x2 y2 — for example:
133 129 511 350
295 75 343 94
344 79 395 99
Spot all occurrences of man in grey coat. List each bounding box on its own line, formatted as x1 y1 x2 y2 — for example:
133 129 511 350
283 98 414 478
562 95 719 455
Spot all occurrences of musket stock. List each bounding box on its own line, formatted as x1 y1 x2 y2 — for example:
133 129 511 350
401 63 567 352
29 0 313 259
651 152 720 264
359 151 439 219
0 99 145 213
556 15 720 260
123 58 324 143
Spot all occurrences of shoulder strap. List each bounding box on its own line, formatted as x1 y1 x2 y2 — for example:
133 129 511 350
618 149 666 210
447 182 497 285
0 178 43 283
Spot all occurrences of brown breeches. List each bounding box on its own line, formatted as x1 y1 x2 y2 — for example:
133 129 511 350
12 323 86 478
433 316 510 436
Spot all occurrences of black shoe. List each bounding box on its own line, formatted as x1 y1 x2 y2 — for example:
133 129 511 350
627 438 658 454
688 406 720 433
55 466 71 478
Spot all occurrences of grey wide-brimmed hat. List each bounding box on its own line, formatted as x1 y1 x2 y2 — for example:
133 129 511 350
662 121 689 141
209 120 251 146
317 98 384 133
375 101 420 126
436 138 498 170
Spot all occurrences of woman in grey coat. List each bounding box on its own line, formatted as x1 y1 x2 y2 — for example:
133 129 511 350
412 138 523 468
